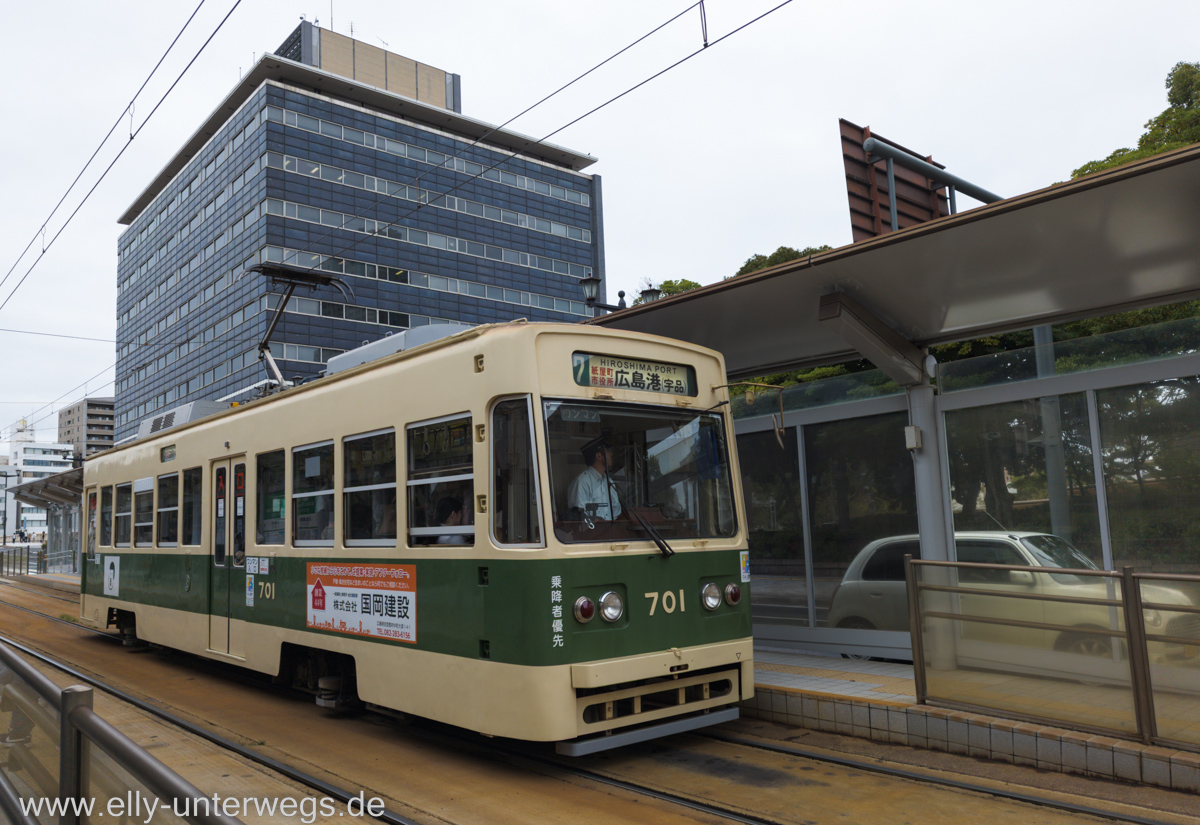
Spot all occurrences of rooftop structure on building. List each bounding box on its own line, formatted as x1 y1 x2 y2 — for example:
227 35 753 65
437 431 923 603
113 20 605 441
58 396 115 457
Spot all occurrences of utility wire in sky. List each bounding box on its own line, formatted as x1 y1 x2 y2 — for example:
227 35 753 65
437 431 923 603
8 0 796 436
0 0 245 316
274 0 700 276
0 0 211 299
275 0 796 283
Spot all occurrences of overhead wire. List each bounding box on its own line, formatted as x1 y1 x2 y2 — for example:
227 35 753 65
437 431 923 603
278 1 705 265
283 0 796 279
10 0 796 438
0 0 212 299
0 0 246 315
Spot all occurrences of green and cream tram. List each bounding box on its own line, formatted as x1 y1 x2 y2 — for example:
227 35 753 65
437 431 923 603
80 322 752 752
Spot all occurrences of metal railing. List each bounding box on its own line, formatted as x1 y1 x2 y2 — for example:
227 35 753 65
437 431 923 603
0 639 241 825
2 546 43 578
905 557 1200 753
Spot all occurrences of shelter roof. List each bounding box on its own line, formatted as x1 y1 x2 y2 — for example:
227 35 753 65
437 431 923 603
592 144 1200 379
9 468 83 509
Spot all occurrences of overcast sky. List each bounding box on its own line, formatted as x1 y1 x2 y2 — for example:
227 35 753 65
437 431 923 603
1 0 1197 443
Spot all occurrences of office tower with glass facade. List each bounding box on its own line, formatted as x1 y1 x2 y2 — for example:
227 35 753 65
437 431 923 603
114 22 604 441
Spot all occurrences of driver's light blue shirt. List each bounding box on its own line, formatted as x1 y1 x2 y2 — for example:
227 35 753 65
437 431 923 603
567 467 622 520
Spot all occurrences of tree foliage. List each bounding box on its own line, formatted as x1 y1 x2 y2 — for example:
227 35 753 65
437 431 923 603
631 278 701 305
734 245 832 278
1072 61 1200 179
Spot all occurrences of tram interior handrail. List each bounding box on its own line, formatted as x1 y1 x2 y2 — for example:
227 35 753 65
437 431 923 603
0 638 245 825
905 557 1200 754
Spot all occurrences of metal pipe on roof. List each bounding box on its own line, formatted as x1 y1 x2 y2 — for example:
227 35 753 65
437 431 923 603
863 138 1002 204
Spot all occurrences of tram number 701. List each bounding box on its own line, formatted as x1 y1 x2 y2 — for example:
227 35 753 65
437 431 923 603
257 581 276 600
644 590 686 616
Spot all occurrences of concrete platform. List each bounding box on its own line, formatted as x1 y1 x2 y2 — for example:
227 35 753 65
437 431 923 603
747 644 1200 795
10 572 81 594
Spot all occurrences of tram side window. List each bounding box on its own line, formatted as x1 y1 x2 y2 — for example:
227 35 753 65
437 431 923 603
492 398 542 546
407 416 474 546
344 430 397 545
293 441 334 545
256 450 285 545
134 480 154 547
181 468 202 545
157 473 179 546
86 491 98 561
115 483 132 547
100 486 113 546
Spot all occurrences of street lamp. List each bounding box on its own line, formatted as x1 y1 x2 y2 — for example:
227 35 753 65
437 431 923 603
578 275 626 314
639 285 663 304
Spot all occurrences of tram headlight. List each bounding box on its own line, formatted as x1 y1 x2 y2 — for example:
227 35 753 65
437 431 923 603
574 596 596 623
724 583 742 606
599 590 624 623
701 582 722 611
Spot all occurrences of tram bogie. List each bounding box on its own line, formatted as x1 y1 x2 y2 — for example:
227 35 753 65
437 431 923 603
79 322 753 751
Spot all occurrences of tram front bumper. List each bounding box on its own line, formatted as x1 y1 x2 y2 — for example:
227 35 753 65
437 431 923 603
566 638 753 740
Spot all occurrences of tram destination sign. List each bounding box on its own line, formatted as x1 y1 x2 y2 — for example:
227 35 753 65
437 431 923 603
572 352 696 396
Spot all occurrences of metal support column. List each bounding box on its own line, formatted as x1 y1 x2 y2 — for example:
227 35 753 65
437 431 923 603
907 381 956 670
1122 567 1158 743
1034 325 1072 542
59 685 93 825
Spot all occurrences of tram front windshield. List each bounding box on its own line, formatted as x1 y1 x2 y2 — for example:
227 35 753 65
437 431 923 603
544 400 737 544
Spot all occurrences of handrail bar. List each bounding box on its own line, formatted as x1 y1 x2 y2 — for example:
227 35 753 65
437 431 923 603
922 610 1128 637
1140 600 1200 615
910 559 1115 577
917 582 1121 608
1128 571 1200 582
0 766 40 825
0 636 64 710
70 706 242 825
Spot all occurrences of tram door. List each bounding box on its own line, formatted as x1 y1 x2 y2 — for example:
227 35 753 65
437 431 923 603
209 458 247 658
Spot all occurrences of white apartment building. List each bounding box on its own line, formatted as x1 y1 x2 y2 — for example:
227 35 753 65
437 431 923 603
3 427 73 539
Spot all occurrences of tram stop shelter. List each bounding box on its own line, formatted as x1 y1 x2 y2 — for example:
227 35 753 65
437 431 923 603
8 467 84 574
593 143 1200 661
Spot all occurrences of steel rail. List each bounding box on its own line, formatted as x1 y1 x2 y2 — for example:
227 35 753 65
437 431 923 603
700 732 1182 825
0 624 766 825
0 631 424 825
0 595 113 636
6 592 1192 825
0 579 83 603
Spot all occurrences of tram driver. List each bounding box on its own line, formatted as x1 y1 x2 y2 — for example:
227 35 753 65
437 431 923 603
567 436 623 521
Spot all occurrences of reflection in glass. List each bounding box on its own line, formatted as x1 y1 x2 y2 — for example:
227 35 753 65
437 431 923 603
944 394 1101 564
115 483 131 547
492 399 542 546
805 412 918 628
344 432 397 544
181 468 203 546
736 428 807 626
1098 378 1200 573
543 401 736 544
293 443 334 544
255 452 285 545
408 417 474 545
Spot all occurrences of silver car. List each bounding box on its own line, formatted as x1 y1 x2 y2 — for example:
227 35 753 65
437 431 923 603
827 531 1200 660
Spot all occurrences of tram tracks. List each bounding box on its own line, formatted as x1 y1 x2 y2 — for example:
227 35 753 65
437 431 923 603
0 584 1192 825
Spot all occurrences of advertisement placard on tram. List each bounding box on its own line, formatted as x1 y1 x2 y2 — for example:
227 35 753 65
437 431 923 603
307 563 417 642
